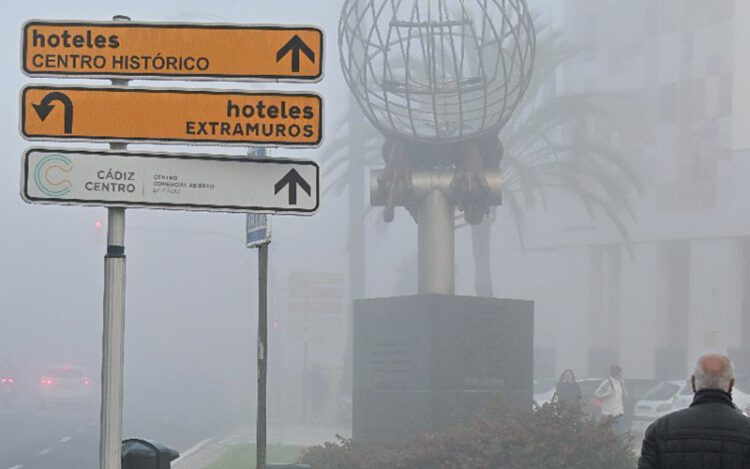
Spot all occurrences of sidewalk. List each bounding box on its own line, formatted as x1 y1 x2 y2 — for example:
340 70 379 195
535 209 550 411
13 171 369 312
174 421 351 469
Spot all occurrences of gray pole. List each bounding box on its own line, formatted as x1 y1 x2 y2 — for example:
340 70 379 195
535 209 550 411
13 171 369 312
417 188 455 295
101 205 126 469
257 242 268 469
100 15 130 469
371 170 500 296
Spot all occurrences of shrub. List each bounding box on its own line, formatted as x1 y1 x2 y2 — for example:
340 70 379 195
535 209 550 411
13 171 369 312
299 398 636 468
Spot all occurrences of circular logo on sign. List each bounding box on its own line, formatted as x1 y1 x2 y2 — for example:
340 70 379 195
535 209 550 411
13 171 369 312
34 154 73 197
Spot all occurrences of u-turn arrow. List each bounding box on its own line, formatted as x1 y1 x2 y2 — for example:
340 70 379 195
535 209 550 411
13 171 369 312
33 92 74 134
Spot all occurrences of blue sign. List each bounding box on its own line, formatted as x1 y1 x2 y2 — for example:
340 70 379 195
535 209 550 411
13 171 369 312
246 213 271 248
246 147 271 248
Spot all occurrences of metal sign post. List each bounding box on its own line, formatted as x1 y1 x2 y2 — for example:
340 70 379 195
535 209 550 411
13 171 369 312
246 147 272 469
101 197 126 469
257 241 269 469
100 15 129 469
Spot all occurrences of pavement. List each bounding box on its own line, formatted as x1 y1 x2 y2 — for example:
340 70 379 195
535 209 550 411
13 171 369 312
173 421 352 469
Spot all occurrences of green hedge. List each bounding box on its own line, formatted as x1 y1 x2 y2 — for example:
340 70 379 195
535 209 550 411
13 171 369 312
299 398 636 469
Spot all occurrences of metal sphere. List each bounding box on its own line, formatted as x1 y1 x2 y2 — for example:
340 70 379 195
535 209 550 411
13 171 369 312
339 0 535 144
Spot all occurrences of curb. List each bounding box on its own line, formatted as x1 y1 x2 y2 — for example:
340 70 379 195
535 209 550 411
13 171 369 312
173 438 214 465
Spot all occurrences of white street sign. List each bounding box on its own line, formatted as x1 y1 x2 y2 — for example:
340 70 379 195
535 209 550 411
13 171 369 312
22 148 319 214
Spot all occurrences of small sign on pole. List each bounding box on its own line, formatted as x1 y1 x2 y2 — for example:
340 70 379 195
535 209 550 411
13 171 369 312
246 147 272 249
246 213 271 248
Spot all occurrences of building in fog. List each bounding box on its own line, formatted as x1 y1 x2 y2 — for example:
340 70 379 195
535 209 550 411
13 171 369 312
504 0 750 380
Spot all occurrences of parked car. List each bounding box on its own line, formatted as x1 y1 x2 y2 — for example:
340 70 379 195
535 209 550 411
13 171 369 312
533 379 557 405
670 376 750 416
622 378 661 428
38 366 93 406
731 375 750 415
631 380 684 434
670 379 693 412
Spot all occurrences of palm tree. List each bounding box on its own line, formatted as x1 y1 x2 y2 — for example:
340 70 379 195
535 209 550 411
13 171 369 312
324 25 643 297
471 26 644 295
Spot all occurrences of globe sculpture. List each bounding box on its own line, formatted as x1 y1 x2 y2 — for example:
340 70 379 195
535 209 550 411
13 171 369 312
339 0 535 143
339 0 535 294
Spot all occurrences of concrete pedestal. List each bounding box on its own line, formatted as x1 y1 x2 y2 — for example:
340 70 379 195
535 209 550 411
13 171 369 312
353 295 534 440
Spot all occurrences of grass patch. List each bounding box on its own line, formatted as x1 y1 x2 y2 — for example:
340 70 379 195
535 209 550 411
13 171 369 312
206 443 303 469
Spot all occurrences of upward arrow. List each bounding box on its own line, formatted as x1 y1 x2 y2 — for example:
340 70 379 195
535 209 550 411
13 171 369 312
274 169 312 205
276 35 315 73
33 92 74 134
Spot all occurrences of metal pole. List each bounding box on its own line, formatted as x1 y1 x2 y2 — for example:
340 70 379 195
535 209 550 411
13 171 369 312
417 187 455 295
257 243 268 469
101 205 126 469
101 15 130 469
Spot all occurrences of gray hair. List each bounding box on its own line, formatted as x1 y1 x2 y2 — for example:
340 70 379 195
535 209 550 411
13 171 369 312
693 354 734 392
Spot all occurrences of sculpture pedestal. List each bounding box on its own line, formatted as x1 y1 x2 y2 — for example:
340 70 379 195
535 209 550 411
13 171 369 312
353 295 534 440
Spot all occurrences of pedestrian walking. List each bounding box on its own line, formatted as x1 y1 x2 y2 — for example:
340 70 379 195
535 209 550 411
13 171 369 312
638 353 750 468
555 369 582 408
594 364 628 432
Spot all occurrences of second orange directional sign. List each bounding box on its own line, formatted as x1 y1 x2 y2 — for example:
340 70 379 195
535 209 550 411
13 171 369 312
21 85 323 147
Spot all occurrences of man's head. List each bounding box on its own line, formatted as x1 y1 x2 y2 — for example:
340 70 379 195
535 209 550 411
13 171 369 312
609 365 623 379
691 354 735 393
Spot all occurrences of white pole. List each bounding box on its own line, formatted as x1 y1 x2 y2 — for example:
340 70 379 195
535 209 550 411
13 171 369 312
100 14 130 469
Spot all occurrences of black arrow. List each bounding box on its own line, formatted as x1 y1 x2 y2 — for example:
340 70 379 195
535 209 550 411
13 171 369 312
33 92 74 134
274 169 312 205
276 35 315 73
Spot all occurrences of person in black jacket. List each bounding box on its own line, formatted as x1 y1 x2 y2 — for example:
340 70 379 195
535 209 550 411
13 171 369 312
638 353 750 469
555 369 582 408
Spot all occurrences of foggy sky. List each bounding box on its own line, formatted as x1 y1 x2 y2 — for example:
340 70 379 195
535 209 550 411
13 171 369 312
1 0 562 427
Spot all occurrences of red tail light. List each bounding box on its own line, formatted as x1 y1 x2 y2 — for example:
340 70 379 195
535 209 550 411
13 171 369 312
83 379 91 386
41 378 53 385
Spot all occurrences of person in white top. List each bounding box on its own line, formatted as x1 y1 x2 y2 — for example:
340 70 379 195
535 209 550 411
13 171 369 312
594 365 628 432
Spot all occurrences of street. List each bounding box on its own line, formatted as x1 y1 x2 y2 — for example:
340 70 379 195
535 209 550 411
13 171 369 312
0 401 98 469
0 399 232 469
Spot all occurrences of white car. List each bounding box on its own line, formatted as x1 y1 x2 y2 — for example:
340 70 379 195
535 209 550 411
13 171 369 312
38 366 94 406
533 379 557 405
670 380 693 412
631 380 685 434
671 378 750 416
731 377 750 415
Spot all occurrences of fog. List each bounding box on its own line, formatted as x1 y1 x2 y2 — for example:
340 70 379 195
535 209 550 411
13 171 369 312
3 0 750 467
2 0 354 457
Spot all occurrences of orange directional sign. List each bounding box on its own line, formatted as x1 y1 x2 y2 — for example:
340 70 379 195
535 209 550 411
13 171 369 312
21 85 323 147
22 21 323 81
